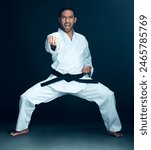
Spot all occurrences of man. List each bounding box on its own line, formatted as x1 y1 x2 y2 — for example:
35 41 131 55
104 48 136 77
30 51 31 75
10 7 123 137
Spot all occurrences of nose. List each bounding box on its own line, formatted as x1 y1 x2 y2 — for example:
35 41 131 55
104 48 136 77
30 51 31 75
65 17 70 22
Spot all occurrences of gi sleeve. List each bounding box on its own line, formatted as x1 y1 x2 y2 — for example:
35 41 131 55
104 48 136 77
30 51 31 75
84 39 94 77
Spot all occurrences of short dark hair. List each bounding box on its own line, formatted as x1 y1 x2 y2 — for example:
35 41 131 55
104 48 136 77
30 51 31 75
58 7 76 17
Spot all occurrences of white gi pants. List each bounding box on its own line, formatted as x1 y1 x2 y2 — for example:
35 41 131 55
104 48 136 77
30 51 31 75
15 80 122 132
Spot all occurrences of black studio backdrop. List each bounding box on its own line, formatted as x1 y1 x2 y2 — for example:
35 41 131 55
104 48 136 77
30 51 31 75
1 0 133 126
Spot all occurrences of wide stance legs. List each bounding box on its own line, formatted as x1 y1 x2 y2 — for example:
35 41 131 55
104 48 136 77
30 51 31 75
11 81 122 137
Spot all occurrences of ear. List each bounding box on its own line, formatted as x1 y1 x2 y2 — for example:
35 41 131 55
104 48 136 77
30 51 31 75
74 17 77 23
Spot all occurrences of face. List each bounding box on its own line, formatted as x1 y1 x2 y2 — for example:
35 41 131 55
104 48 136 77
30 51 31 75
59 10 77 33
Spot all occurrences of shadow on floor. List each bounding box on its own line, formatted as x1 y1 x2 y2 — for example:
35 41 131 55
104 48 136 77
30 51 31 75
0 119 133 150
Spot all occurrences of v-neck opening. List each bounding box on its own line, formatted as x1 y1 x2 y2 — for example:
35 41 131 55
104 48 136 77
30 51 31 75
58 28 75 42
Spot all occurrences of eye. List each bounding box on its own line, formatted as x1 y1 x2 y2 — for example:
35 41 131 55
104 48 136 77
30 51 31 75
69 16 74 19
61 16 66 19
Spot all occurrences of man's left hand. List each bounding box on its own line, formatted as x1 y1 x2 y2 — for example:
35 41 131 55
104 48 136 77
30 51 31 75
82 66 91 74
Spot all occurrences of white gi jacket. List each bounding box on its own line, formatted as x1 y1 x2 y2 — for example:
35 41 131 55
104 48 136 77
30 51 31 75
45 28 94 93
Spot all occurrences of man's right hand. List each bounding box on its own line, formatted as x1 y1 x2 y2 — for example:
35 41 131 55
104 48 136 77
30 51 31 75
47 36 58 50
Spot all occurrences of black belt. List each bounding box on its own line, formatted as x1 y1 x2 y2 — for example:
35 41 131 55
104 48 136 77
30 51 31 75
41 68 98 87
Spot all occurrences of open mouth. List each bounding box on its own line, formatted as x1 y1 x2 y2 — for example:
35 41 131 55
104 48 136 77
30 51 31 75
64 24 71 27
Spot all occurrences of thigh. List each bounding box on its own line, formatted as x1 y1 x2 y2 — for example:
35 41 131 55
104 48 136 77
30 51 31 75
21 82 65 105
73 82 113 102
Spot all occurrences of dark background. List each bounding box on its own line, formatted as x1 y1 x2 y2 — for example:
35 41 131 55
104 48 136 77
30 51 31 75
1 0 133 130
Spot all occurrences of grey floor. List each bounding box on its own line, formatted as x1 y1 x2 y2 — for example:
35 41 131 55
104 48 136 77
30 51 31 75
0 120 133 150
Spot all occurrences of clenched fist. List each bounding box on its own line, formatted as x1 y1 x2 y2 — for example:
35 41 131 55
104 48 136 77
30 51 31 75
47 36 58 50
82 66 91 74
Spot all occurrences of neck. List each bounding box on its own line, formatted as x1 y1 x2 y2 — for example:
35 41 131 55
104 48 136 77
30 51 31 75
66 30 74 40
60 27 74 40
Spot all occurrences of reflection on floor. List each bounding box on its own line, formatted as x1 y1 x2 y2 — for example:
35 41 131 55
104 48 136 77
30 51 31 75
0 119 133 150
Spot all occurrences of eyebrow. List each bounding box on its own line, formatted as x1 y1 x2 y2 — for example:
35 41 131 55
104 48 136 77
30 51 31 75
61 15 74 18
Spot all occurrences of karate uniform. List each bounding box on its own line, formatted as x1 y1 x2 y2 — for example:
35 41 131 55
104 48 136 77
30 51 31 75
15 28 122 132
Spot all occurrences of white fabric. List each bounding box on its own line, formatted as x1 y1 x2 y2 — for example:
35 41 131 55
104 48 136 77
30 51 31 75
16 81 121 132
15 29 122 132
46 28 93 75
45 28 93 93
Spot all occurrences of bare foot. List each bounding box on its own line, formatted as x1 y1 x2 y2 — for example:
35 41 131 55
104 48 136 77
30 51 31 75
107 131 123 138
10 129 29 137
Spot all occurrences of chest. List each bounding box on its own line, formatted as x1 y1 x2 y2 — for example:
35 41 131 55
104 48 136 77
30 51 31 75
59 37 86 57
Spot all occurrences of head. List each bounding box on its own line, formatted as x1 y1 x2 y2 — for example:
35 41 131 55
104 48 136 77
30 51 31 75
58 7 77 33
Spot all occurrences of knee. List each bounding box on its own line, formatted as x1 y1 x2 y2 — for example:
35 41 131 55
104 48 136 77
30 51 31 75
19 94 35 110
96 88 115 105
107 90 115 97
20 93 27 102
103 90 116 106
104 90 115 100
20 91 34 105
97 85 114 98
